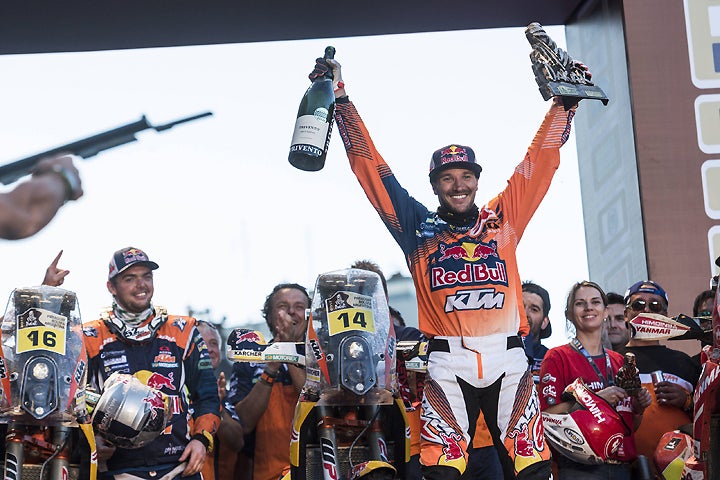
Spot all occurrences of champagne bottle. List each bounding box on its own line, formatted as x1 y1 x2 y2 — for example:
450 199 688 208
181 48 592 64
288 46 336 171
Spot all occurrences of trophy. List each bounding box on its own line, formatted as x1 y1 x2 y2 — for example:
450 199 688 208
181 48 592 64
616 352 642 397
526 22 608 109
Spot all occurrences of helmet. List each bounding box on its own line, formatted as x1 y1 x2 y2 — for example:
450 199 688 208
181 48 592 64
653 430 693 480
542 378 630 464
91 372 170 449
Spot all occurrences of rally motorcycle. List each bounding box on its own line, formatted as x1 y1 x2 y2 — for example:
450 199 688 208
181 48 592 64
228 268 417 480
619 299 720 480
0 285 96 480
674 283 720 480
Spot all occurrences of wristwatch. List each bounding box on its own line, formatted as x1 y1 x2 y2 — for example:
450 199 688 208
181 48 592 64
48 164 80 202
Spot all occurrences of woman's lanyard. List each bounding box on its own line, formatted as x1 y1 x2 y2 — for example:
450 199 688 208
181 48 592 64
571 337 614 388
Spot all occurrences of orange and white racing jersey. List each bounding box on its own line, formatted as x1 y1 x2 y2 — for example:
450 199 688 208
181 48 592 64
334 98 575 339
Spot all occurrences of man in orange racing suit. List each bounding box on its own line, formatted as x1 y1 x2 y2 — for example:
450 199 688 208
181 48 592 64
84 247 220 479
309 56 582 480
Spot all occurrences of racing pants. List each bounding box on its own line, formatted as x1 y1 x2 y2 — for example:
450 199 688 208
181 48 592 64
104 463 202 480
419 334 551 480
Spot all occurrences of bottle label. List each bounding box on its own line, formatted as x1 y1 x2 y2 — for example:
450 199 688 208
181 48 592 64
290 113 330 151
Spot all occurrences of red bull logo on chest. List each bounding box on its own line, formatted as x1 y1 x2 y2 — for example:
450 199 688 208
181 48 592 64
432 240 507 290
147 372 176 391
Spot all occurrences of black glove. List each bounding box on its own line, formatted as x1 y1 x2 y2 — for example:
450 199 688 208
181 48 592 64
308 57 330 81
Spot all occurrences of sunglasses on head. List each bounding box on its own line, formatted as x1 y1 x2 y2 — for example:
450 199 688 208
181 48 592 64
627 299 665 313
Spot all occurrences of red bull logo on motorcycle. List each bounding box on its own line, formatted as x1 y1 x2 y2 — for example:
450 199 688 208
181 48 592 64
236 331 263 344
147 372 175 391
440 432 464 461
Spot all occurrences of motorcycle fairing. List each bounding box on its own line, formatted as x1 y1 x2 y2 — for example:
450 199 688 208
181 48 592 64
0 286 86 426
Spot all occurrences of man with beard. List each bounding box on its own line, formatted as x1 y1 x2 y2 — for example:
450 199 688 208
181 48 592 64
83 247 220 479
308 52 585 479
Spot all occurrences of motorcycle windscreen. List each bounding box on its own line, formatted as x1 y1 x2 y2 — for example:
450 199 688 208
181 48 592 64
0 286 87 426
304 268 397 405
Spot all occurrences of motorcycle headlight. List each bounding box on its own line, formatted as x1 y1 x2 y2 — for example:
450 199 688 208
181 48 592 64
20 356 58 419
347 341 364 358
32 361 50 380
339 336 376 395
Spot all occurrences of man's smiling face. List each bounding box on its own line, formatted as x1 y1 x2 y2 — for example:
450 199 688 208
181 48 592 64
432 167 479 215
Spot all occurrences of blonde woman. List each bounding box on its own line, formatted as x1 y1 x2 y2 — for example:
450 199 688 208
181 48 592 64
538 281 651 479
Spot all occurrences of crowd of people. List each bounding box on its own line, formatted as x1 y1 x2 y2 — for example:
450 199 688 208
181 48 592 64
3 50 718 480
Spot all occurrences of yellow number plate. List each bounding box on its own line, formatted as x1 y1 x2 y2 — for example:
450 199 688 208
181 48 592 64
16 308 67 355
325 291 375 336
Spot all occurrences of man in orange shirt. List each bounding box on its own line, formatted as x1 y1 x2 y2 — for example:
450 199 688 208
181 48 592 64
226 284 310 480
310 53 585 479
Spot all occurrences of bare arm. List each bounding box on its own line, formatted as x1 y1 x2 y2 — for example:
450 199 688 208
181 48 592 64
0 156 82 240
233 363 281 433
216 408 245 452
287 363 306 393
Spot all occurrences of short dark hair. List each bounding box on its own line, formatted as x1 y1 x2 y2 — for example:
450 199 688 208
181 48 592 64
693 290 716 317
606 292 624 306
262 283 311 330
351 259 388 298
522 281 550 318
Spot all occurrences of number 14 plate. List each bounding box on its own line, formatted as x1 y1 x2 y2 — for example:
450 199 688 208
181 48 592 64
325 291 375 336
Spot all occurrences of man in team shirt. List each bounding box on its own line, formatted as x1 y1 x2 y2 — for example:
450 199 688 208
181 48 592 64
622 280 700 470
309 53 586 480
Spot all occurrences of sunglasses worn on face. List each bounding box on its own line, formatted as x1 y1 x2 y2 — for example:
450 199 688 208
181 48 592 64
627 299 664 313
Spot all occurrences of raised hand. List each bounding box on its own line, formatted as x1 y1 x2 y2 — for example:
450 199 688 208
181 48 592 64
42 250 70 286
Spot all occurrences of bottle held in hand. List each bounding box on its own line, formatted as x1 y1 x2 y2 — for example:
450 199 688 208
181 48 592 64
616 352 642 396
288 46 336 171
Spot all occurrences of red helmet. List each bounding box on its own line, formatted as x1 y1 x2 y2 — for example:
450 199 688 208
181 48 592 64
653 430 693 479
542 378 630 464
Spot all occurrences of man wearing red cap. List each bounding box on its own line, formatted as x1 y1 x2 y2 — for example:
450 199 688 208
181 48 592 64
308 55 583 480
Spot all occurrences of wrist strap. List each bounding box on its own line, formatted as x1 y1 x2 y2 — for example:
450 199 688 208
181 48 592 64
191 430 214 453
259 371 276 386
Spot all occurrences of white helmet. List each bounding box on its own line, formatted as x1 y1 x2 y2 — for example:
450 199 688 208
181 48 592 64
542 378 630 465
91 372 170 449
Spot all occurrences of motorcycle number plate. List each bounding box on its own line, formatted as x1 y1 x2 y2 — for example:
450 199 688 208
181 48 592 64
325 291 375 336
15 307 67 355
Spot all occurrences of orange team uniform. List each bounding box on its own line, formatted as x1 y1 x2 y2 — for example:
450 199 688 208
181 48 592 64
334 97 575 479
226 362 299 480
83 313 220 476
